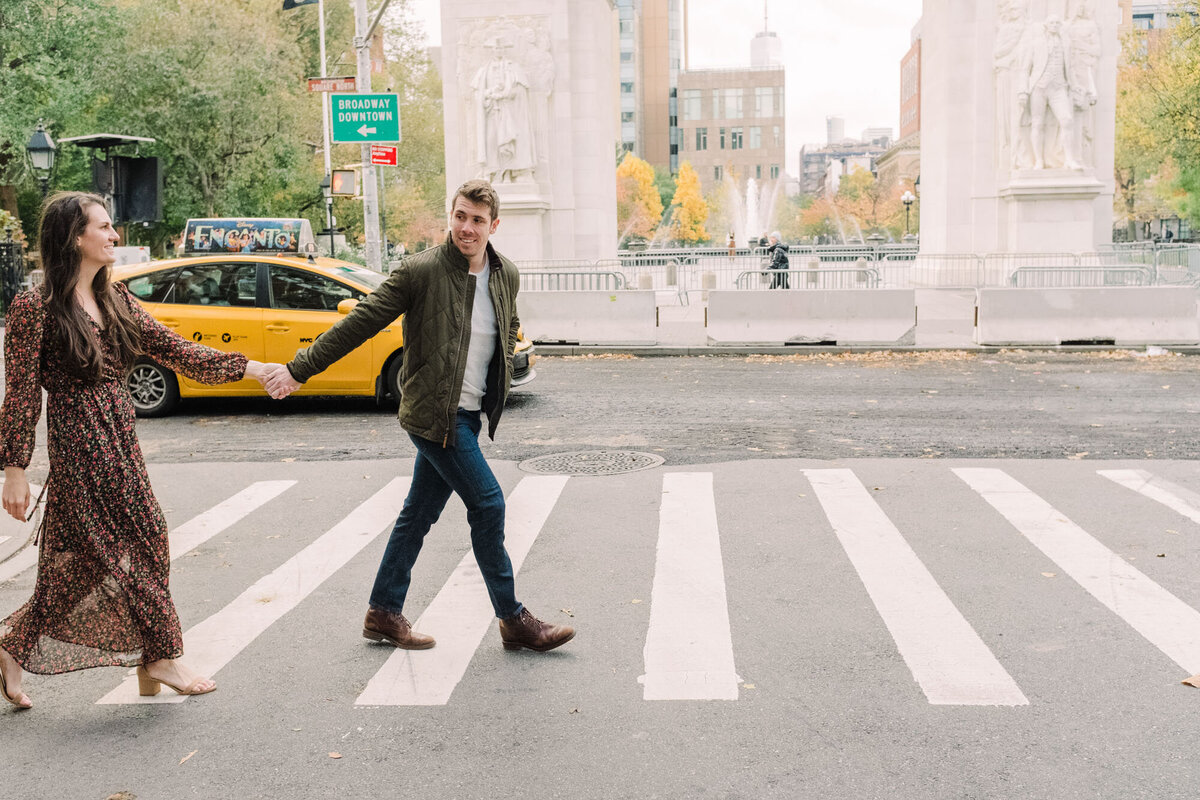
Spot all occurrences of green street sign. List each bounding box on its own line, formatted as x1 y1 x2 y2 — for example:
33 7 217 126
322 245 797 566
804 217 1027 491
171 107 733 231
330 93 401 143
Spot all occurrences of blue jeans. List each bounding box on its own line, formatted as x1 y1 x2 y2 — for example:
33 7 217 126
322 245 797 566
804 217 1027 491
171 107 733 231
369 409 523 619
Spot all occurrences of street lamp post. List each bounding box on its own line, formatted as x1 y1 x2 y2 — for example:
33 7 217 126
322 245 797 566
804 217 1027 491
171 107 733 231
901 190 916 238
26 121 57 199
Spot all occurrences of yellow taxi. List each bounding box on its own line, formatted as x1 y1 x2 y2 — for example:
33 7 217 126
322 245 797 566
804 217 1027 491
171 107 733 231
113 218 535 416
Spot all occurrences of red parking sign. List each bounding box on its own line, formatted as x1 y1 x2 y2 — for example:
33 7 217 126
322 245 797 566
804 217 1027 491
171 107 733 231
369 145 398 166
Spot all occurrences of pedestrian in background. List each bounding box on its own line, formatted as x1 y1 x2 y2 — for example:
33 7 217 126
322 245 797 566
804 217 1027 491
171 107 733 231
0 192 270 710
767 231 790 289
263 179 575 655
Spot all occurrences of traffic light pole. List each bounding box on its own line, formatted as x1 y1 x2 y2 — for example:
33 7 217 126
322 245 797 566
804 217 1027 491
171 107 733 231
354 0 383 271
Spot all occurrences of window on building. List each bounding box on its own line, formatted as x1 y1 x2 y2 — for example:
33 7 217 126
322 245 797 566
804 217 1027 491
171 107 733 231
619 18 633 34
711 89 721 118
755 86 774 118
770 164 780 179
719 127 726 149
682 89 701 120
714 165 723 182
725 88 743 119
696 127 708 150
730 127 743 150
621 82 634 94
776 87 785 116
621 111 635 123
620 52 633 62
1132 13 1153 29
773 125 781 147
749 126 762 149
756 164 762 180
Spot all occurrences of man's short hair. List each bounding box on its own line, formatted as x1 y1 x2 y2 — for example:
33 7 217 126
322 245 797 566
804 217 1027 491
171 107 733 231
452 179 500 221
770 231 782 241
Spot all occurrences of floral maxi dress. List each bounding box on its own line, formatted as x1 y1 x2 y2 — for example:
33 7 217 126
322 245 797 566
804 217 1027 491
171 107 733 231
0 284 247 674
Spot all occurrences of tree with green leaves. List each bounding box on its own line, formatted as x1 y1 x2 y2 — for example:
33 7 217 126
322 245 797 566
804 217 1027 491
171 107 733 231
1115 10 1200 238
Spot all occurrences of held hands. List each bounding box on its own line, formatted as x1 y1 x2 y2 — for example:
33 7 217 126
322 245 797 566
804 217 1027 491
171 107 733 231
244 361 302 400
262 363 302 400
2 467 31 522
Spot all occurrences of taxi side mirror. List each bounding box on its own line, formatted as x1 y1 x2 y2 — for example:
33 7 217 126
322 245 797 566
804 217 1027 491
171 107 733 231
337 298 359 315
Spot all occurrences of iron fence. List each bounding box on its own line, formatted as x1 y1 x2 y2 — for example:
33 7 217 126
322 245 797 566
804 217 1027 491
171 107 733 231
519 271 627 291
1 230 26 313
734 267 881 290
1008 266 1152 287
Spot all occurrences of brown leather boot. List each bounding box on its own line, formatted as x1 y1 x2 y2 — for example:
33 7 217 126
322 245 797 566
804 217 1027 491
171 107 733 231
363 607 435 649
498 608 575 652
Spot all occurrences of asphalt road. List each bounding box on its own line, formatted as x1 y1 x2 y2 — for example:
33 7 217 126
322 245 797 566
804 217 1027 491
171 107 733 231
4 350 1200 800
117 349 1200 467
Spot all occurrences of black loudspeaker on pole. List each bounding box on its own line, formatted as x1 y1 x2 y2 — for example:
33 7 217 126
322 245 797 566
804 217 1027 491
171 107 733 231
93 156 163 224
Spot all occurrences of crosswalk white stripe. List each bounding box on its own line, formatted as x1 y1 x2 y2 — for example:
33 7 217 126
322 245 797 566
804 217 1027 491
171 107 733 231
806 469 1028 706
956 468 1200 675
1098 469 1200 527
0 481 294 590
356 475 569 706
0 482 44 589
169 481 297 558
640 472 739 701
97 477 409 704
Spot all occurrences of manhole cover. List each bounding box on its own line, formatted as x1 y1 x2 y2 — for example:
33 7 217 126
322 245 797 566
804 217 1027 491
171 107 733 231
518 450 665 476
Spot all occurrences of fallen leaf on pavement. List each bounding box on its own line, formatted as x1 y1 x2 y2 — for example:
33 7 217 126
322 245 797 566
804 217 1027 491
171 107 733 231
560 608 574 617
179 751 197 766
1041 572 1056 578
1183 675 1200 688
631 599 642 604
329 752 343 759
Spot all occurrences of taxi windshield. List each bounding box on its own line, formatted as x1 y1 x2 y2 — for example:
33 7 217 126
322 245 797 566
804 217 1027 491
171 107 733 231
333 264 386 289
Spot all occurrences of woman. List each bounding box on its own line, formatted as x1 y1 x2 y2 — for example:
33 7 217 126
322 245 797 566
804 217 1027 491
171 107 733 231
0 192 269 710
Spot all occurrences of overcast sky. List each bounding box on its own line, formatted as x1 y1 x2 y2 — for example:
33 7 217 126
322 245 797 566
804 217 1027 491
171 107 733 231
403 0 924 175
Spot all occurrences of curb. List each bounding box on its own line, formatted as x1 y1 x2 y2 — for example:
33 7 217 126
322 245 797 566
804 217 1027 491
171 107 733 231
532 344 1200 356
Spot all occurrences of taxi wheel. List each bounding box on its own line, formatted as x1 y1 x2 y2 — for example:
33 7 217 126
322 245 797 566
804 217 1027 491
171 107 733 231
384 355 403 404
126 360 180 417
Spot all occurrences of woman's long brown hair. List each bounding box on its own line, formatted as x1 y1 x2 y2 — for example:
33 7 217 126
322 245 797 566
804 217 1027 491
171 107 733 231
37 192 142 380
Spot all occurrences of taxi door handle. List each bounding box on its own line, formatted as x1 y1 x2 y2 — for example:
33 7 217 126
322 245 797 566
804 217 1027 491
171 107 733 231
265 324 291 332
159 318 180 328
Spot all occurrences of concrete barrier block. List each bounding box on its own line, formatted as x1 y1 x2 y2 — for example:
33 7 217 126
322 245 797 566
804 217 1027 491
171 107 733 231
517 291 658 345
975 287 1200 346
706 290 917 346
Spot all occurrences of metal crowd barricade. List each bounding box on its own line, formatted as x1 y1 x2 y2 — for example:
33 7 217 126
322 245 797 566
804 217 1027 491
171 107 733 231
1008 266 1152 287
982 252 1080 287
519 271 627 291
734 266 880 290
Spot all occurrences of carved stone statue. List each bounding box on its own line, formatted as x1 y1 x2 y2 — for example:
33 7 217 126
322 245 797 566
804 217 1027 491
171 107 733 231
1018 15 1084 170
471 35 537 184
994 0 1032 170
1067 0 1101 167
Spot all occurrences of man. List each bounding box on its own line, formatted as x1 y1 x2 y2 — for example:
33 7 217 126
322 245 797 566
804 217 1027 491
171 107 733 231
766 231 790 290
263 179 574 653
1019 15 1083 170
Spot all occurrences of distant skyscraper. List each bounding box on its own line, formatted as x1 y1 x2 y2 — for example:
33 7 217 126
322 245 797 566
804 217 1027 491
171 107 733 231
615 0 683 172
826 116 845 145
750 3 782 67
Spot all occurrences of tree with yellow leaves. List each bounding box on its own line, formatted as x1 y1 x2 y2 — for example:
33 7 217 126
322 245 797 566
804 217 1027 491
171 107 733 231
616 152 663 244
668 161 709 244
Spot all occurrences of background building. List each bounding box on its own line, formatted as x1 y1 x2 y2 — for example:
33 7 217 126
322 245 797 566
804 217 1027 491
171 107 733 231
877 21 922 194
678 64 785 192
615 0 683 172
826 116 846 146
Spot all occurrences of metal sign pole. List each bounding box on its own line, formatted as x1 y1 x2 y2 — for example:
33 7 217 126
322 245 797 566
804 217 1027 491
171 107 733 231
318 0 336 257
353 0 382 271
